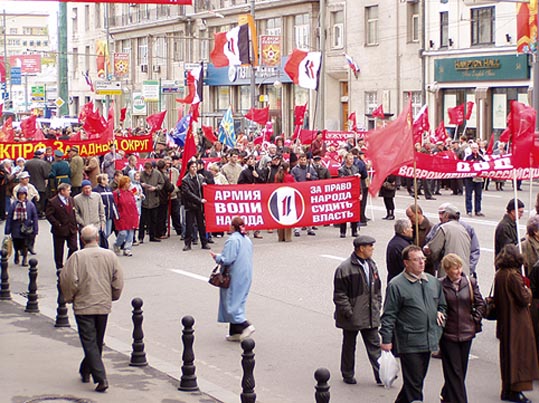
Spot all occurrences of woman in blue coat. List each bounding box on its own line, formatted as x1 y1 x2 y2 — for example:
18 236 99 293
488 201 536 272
210 216 255 342
5 186 38 266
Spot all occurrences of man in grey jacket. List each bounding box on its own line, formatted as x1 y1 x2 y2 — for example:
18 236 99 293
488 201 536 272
60 225 123 392
139 162 164 242
333 235 382 386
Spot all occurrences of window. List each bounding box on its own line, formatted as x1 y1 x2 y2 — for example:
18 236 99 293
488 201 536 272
154 36 166 66
29 41 35 47
72 47 79 78
44 41 48 47
95 3 101 29
137 37 148 65
85 5 90 31
266 17 281 36
440 11 448 48
294 14 310 49
365 91 378 114
22 40 27 46
365 6 378 46
471 7 494 45
331 10 344 49
72 7 78 36
173 34 185 62
217 87 230 111
85 46 90 71
403 91 422 118
9 28 17 34
408 3 419 43
23 27 32 35
37 41 41 47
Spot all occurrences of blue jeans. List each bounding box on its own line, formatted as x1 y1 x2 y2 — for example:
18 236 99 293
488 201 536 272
115 229 134 251
465 179 483 214
104 219 113 239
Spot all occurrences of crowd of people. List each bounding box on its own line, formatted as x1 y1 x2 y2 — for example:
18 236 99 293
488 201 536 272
3 125 539 401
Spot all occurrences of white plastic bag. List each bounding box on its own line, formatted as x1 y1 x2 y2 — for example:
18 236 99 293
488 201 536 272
378 350 399 389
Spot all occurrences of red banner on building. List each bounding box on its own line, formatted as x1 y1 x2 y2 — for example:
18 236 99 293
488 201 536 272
324 130 368 147
0 134 152 160
204 177 360 231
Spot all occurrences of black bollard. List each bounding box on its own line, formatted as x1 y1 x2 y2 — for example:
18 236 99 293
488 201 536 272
25 258 39 313
314 368 331 403
0 249 11 300
178 315 198 391
240 338 256 403
54 268 70 327
129 297 148 367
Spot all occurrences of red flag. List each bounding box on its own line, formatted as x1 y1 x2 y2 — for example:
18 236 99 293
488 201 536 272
79 102 107 138
412 105 429 144
21 115 37 139
298 129 318 145
465 102 474 120
509 101 536 169
517 2 536 54
448 104 465 125
189 103 200 123
0 117 14 142
284 49 322 90
210 25 250 68
294 104 307 126
0 102 3 116
178 119 197 185
486 133 495 155
372 104 385 119
434 121 448 143
202 125 217 144
367 98 415 196
146 111 167 135
104 106 114 142
120 107 127 122
245 106 270 125
348 112 357 132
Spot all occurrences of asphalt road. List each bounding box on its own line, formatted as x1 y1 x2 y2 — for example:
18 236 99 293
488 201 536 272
4 181 539 403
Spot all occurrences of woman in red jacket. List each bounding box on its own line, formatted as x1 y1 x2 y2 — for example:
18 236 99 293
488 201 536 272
113 176 139 257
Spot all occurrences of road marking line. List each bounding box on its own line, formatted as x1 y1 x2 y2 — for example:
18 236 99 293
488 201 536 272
170 269 208 282
320 254 345 261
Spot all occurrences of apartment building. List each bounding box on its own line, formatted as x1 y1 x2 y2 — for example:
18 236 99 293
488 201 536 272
424 0 527 141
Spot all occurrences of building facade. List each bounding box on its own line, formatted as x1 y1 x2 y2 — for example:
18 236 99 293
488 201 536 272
424 0 527 142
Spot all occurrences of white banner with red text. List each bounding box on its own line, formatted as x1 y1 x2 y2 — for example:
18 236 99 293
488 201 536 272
204 177 361 231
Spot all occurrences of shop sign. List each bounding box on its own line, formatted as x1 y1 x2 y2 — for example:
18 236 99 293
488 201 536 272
435 54 530 82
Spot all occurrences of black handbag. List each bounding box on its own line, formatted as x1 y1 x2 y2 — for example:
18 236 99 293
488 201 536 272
208 264 230 288
484 282 497 321
466 274 482 332
20 222 34 236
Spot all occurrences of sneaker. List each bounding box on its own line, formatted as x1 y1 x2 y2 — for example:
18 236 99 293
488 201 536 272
123 250 133 257
207 238 215 244
201 245 211 250
307 230 316 236
113 245 121 255
132 240 140 246
226 334 241 342
340 234 346 238
240 325 256 341
475 212 485 217
182 245 191 251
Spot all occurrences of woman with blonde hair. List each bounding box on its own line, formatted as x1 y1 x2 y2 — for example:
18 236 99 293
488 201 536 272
439 253 485 403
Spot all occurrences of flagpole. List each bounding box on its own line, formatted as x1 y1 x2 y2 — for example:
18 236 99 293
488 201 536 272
249 0 257 114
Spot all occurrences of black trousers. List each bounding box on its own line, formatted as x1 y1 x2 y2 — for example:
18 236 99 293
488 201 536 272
340 221 358 236
139 207 159 241
75 314 108 384
440 338 472 403
170 198 182 235
383 197 395 212
36 191 46 216
184 207 207 247
340 328 381 381
395 351 431 403
360 186 369 222
53 233 78 269
156 203 168 237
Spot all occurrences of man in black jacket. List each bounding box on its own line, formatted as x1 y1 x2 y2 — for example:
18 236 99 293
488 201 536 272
24 150 50 218
494 198 524 257
386 219 413 284
181 160 210 251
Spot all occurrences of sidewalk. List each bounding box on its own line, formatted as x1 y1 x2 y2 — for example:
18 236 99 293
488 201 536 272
0 298 224 403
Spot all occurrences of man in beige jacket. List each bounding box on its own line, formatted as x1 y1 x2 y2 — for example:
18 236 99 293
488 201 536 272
60 225 124 392
69 145 85 196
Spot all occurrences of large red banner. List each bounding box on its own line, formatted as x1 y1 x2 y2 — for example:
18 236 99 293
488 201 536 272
0 134 152 160
204 177 360 231
394 152 539 180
